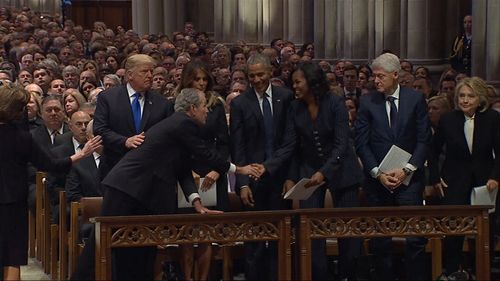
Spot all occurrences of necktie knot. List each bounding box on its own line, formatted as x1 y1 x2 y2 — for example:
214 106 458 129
386 96 396 103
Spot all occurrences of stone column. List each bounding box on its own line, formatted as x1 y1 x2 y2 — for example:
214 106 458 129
485 0 500 86
162 0 185 38
285 0 303 44
214 0 238 43
374 0 401 56
132 0 148 36
313 0 326 58
472 0 486 78
148 0 163 35
262 0 284 44
237 0 259 42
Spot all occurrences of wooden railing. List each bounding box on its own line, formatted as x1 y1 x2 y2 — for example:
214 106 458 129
92 211 294 280
92 205 491 280
297 205 491 281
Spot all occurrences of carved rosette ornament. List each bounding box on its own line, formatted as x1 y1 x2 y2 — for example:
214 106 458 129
309 215 477 238
110 222 281 246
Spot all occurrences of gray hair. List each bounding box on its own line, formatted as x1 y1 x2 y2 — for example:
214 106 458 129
62 65 80 76
174 88 201 112
371 53 401 73
86 119 94 136
247 53 271 68
103 74 121 86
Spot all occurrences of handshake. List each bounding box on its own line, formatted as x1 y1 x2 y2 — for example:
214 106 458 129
236 163 266 180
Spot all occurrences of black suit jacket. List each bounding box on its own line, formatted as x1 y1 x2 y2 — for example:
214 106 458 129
30 123 69 151
93 85 174 171
65 154 103 202
268 94 363 190
46 132 77 205
229 85 294 192
0 124 71 204
430 109 500 204
102 112 231 214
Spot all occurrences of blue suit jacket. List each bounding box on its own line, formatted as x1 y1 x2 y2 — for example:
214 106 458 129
354 87 431 179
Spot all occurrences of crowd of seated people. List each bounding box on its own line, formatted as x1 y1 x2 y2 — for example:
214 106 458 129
0 5 499 281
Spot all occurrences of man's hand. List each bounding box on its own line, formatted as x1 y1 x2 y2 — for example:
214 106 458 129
236 164 261 180
305 172 325 188
240 187 255 207
192 198 223 214
282 180 295 195
378 172 400 191
125 132 145 149
252 163 266 178
487 179 499 192
200 171 220 191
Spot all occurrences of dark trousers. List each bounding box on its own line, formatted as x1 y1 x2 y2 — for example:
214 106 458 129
243 177 286 280
365 179 428 280
70 187 156 280
298 185 363 280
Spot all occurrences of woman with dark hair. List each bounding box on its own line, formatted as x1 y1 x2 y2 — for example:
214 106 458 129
298 42 315 59
265 62 364 280
0 84 101 280
415 66 431 79
176 60 229 280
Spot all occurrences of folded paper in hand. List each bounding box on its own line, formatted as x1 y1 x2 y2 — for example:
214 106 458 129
283 178 322 200
471 185 498 213
177 178 217 208
379 145 413 186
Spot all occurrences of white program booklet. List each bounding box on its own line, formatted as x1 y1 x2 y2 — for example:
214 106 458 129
471 185 498 213
177 178 217 208
379 145 413 186
283 178 323 200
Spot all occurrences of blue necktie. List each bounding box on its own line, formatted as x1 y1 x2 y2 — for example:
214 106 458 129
132 93 142 134
387 96 398 130
262 93 274 159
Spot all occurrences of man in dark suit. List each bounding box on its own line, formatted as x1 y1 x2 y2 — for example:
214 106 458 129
46 111 92 222
354 53 432 280
93 54 174 174
28 95 68 213
65 119 105 203
229 53 294 280
71 88 259 280
342 64 362 99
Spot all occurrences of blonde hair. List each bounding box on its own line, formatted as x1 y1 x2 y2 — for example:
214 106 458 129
454 76 489 112
63 89 87 110
125 54 156 72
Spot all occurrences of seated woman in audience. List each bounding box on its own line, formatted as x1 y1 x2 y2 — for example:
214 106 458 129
27 91 43 130
427 96 452 132
63 88 87 118
176 60 229 281
415 66 430 79
430 77 500 274
0 83 101 281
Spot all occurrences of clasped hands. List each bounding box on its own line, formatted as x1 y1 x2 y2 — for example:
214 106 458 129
236 163 266 180
378 168 407 191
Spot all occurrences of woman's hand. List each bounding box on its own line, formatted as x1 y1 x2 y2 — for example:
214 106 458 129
487 179 499 192
282 180 296 196
305 172 325 188
200 171 220 191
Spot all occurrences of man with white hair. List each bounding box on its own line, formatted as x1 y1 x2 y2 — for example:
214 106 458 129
354 52 431 280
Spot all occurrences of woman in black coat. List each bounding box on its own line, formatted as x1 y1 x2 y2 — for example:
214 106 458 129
264 62 364 280
430 77 500 274
176 60 230 280
0 84 101 280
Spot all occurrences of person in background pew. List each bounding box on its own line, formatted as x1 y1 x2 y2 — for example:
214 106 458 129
71 88 261 281
0 83 102 281
429 77 500 275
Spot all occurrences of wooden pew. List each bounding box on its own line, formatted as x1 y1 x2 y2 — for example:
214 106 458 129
69 197 103 275
58 191 68 281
